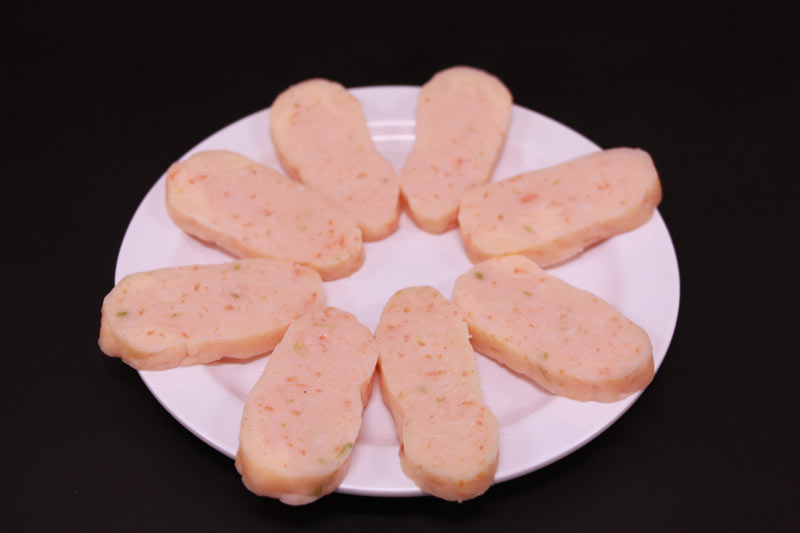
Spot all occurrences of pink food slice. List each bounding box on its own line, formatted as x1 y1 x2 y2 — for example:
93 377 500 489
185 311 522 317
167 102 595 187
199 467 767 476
453 255 654 402
375 286 499 501
166 150 364 281
269 79 400 241
99 259 325 370
458 147 662 267
236 307 379 505
400 66 512 233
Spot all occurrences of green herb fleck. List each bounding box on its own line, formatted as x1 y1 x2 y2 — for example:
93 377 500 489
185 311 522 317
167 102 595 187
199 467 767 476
538 364 551 382
233 264 241 271
336 442 353 457
116 311 128 317
294 341 305 354
170 312 183 318
474 271 484 280
522 290 532 297
417 385 427 394
281 422 286 428
299 225 308 232
314 485 323 497
318 458 325 464
542 351 549 359
523 225 533 233
436 397 444 402
416 337 426 346
552 179 560 185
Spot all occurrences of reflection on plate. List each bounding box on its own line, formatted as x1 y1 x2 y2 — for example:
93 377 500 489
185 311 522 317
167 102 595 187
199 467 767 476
116 86 680 497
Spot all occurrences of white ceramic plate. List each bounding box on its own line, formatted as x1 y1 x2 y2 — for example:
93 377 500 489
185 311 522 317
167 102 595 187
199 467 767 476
116 86 680 497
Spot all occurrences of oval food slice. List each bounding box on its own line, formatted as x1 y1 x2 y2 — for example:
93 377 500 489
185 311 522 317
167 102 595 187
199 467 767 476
165 150 364 280
400 66 512 233
375 286 499 501
269 79 400 241
236 307 379 505
99 259 325 370
453 255 654 402
458 147 662 267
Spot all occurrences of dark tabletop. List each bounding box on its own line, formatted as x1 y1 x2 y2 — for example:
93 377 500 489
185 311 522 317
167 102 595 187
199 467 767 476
6 4 798 532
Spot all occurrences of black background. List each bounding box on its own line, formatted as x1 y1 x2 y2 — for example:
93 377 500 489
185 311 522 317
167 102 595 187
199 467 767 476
6 4 798 532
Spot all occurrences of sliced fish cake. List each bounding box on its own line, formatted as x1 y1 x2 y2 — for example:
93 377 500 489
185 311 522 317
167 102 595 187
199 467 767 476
236 308 379 505
453 255 654 402
269 79 400 241
99 259 325 370
375 286 499 501
458 147 662 267
400 66 512 233
166 150 364 281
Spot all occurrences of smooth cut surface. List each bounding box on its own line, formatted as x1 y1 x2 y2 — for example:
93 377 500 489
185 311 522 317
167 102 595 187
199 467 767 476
453 255 654 402
99 259 325 370
458 148 662 267
166 150 364 280
236 308 379 505
400 66 512 233
375 287 499 501
270 79 400 241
